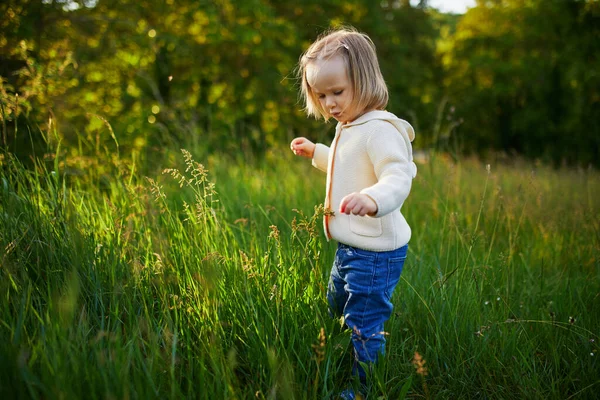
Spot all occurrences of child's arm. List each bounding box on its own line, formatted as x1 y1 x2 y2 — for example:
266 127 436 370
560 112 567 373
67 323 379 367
359 124 414 218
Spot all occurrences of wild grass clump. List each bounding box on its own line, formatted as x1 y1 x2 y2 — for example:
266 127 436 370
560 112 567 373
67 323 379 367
1 140 599 398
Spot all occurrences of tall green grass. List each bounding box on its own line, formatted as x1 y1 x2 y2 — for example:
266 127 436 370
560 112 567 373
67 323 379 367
1 138 599 399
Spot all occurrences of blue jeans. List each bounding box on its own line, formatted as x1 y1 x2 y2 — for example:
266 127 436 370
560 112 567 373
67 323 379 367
327 242 408 381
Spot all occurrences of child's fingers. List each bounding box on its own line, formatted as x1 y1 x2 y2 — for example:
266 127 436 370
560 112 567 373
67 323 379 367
291 138 314 158
291 138 305 153
350 203 365 215
340 194 376 215
291 137 306 147
340 195 350 213
340 194 357 214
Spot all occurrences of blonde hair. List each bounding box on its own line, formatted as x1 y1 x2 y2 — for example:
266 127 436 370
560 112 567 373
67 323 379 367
298 27 389 121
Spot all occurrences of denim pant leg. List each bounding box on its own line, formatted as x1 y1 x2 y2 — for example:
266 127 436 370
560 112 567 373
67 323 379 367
327 248 348 318
335 243 408 381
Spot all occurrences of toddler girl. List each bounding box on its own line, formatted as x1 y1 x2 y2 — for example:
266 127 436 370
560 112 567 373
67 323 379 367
290 27 417 396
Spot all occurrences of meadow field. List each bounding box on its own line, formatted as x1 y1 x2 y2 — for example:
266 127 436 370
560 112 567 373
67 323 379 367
0 142 599 399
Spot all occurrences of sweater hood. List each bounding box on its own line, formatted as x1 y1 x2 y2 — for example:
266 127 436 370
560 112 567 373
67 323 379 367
340 110 417 177
342 110 415 141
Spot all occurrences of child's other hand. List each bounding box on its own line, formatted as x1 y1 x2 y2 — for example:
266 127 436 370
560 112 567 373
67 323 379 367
339 193 378 216
290 137 316 158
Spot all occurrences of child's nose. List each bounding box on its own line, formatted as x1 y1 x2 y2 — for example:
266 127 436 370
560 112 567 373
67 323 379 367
325 96 336 108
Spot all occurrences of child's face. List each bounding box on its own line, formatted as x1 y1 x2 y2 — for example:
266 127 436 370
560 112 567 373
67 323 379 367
306 55 360 124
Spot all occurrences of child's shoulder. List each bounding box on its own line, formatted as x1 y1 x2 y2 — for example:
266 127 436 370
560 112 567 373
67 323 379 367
358 119 410 153
358 119 400 139
348 118 396 133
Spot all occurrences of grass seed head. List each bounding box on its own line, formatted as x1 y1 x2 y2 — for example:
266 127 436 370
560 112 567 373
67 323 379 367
269 224 280 241
312 327 326 364
412 351 428 376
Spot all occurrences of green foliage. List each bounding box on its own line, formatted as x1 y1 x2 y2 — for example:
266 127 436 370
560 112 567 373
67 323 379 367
1 131 599 398
441 0 600 165
0 0 443 162
3 0 597 166
1 3 599 397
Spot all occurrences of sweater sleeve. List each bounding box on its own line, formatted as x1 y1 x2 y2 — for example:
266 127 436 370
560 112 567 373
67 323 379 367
360 122 414 217
311 143 330 173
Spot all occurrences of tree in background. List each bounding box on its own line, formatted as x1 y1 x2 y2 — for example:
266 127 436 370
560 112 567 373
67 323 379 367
1 0 443 162
1 0 598 167
0 0 78 152
441 0 600 166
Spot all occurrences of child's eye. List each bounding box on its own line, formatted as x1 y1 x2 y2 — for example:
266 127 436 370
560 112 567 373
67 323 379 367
334 90 343 96
318 94 325 99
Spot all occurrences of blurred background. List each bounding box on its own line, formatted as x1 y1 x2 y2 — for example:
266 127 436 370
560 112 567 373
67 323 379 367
1 0 599 170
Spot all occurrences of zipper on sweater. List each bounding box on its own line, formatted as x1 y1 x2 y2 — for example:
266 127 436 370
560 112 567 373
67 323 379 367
325 129 342 239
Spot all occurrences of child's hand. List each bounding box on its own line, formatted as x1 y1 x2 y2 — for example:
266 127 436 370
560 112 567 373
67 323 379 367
339 193 378 216
290 137 316 158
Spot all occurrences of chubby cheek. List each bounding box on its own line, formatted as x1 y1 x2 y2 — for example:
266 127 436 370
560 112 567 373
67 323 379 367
341 95 353 112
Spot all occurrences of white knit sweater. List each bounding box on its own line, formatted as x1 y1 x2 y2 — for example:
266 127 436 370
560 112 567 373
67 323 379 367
311 110 417 251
